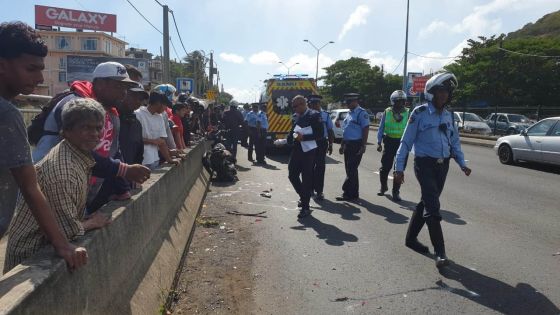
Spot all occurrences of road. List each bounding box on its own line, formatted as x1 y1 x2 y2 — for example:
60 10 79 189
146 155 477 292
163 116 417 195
187 130 560 314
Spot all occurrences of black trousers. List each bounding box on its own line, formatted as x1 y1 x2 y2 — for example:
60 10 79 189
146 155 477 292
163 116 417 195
342 140 363 199
379 136 407 192
313 139 328 194
225 129 240 158
240 124 248 146
248 127 266 162
289 145 316 209
413 157 450 220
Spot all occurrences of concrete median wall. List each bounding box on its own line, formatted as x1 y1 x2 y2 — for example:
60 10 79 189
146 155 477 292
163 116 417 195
0 141 211 315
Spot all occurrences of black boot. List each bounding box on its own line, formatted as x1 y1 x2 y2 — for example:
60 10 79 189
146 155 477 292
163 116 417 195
405 209 429 253
392 182 402 201
378 172 389 196
248 151 254 162
426 217 450 268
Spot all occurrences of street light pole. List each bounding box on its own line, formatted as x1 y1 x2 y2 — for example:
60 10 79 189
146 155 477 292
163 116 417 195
278 61 300 75
402 0 410 91
303 39 334 82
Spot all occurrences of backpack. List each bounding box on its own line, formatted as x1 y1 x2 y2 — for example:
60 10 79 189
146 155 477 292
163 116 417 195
27 90 75 145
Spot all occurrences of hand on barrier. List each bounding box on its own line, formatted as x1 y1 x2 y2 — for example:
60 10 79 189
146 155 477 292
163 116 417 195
55 243 88 271
125 164 151 183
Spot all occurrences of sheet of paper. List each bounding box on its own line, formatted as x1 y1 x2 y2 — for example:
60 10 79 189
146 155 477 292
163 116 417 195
294 125 317 152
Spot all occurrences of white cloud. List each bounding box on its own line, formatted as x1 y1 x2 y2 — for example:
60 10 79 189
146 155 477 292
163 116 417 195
275 53 335 78
338 5 370 40
406 40 468 74
418 20 450 39
226 87 260 103
219 52 244 64
249 51 280 65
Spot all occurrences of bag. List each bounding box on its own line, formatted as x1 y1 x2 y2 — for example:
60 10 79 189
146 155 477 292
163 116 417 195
27 91 75 145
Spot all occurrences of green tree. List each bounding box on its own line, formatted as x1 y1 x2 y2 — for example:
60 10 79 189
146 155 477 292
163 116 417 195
321 57 403 110
216 91 233 105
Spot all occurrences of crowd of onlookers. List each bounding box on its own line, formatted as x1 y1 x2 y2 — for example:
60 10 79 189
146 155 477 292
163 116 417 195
0 21 223 274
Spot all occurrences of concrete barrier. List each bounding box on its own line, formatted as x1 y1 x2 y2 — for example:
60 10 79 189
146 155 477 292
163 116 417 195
0 141 211 315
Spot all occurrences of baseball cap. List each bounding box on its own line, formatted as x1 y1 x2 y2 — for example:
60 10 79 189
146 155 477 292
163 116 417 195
92 61 137 84
129 82 149 99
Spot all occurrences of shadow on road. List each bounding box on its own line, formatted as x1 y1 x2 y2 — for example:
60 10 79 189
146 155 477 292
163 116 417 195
235 165 251 172
396 199 467 225
252 162 280 170
354 198 409 224
210 180 238 187
291 216 358 246
508 161 560 175
311 198 361 220
264 153 290 165
438 263 560 314
325 155 342 164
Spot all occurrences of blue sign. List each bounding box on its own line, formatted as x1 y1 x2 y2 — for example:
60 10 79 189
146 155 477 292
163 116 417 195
176 77 194 93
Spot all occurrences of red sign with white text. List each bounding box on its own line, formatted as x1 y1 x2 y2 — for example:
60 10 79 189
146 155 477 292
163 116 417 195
35 5 117 32
412 76 429 93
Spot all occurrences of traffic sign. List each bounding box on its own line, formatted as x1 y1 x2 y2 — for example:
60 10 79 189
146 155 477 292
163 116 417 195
176 77 194 93
206 89 217 100
412 76 429 93
406 72 423 97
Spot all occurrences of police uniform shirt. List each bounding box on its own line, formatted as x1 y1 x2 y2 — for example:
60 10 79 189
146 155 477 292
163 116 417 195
320 110 333 139
342 105 370 141
394 102 466 172
257 111 268 130
245 111 258 128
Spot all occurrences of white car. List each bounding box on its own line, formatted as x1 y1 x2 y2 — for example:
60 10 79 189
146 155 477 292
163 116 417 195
494 117 560 166
453 112 492 135
330 109 350 142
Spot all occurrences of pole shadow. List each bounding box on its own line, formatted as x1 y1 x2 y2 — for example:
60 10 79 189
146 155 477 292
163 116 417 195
438 263 560 314
311 198 361 220
290 215 358 246
395 198 467 225
353 198 409 224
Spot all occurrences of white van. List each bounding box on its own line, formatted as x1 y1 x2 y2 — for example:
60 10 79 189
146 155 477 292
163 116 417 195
330 109 350 142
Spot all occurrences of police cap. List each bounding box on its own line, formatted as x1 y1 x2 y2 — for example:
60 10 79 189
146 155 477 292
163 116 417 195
307 94 323 104
343 93 360 101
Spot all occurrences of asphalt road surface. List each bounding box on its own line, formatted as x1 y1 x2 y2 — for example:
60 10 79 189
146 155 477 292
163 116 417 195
202 130 560 314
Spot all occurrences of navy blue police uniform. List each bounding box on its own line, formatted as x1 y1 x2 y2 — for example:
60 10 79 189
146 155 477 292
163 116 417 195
339 94 370 200
288 108 324 218
307 95 334 199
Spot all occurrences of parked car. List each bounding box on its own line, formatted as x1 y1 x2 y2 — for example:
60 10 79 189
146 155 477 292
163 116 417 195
486 113 532 135
494 117 560 166
453 112 492 135
330 109 350 142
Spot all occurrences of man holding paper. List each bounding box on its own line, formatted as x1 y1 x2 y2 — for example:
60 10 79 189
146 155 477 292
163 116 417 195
287 96 324 219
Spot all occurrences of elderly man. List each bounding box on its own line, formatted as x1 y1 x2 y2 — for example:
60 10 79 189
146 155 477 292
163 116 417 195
4 98 112 273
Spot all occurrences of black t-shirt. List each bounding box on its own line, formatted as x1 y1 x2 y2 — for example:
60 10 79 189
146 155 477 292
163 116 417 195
119 112 143 165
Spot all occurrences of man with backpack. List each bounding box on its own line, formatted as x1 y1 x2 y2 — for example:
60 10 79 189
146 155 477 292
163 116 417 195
0 21 87 270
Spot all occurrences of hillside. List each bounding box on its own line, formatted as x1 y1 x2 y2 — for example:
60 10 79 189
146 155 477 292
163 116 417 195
507 10 560 40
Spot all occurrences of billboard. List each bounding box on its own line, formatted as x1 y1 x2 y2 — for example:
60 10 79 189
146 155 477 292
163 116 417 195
412 76 429 93
406 72 423 97
35 5 117 32
66 55 149 84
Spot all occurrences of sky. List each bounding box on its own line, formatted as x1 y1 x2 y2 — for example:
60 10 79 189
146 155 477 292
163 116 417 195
2 0 559 102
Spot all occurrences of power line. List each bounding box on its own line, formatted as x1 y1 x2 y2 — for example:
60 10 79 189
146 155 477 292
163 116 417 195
498 47 560 58
390 54 405 74
169 38 181 61
124 0 163 35
153 0 164 7
408 51 460 59
169 10 189 57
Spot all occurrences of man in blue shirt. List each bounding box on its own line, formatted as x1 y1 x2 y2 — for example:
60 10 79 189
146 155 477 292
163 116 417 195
240 104 250 147
393 72 471 268
336 93 370 201
287 96 324 218
308 94 334 201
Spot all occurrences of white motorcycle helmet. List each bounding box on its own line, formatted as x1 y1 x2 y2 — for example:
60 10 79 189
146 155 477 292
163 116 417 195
153 83 177 103
389 90 407 106
424 72 458 102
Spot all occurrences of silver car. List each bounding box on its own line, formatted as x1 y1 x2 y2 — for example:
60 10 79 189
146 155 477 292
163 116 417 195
453 112 492 135
494 117 560 166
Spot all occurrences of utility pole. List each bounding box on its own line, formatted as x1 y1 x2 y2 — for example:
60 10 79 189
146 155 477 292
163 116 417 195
162 5 170 83
303 39 334 82
209 52 214 89
402 0 410 91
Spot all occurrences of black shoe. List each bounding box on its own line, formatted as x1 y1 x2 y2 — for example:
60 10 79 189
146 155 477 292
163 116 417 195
377 186 388 196
405 239 429 253
335 195 358 201
297 200 302 208
392 191 402 202
314 193 324 201
248 157 254 162
297 208 312 219
435 253 450 268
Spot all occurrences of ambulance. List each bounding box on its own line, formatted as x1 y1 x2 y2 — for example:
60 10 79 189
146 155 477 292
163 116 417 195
259 74 318 147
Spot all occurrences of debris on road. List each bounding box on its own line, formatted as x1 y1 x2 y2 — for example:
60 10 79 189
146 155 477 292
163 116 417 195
553 251 560 256
226 210 267 218
332 297 349 302
196 216 220 228
260 192 272 198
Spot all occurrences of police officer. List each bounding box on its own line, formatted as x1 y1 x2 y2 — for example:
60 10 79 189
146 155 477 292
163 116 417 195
245 103 268 164
336 93 370 201
240 103 250 147
288 95 324 218
307 94 334 201
222 103 245 159
393 72 471 268
376 90 409 201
